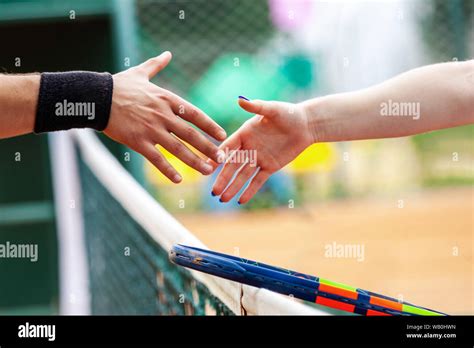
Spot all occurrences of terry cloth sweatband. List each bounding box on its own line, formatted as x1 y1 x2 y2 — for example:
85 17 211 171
34 71 113 133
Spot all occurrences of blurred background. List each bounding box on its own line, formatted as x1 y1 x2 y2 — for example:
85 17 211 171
0 0 472 315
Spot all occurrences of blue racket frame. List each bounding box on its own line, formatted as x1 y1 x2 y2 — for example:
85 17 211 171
169 244 446 316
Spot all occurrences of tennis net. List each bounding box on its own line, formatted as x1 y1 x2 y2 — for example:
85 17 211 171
51 130 328 315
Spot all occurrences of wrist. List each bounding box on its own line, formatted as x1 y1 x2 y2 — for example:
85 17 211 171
1 74 40 137
34 71 113 134
22 75 41 134
300 97 329 144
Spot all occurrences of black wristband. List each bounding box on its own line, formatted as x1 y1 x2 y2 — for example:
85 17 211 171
34 71 113 133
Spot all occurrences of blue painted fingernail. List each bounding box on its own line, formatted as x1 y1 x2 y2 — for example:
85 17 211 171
237 201 241 205
238 95 250 101
211 191 216 196
219 198 223 203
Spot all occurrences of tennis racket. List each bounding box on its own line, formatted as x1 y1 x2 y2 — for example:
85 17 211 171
169 244 446 316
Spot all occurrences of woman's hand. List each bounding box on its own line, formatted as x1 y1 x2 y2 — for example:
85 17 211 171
210 97 315 204
105 51 227 183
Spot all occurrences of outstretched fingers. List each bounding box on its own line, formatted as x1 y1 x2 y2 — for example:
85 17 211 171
207 132 242 171
140 143 182 184
169 93 227 141
159 134 214 175
238 97 279 118
219 162 259 203
237 169 271 204
169 119 223 164
211 150 245 197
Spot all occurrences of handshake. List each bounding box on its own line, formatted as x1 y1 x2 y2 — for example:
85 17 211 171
2 52 472 204
106 52 318 204
106 52 474 204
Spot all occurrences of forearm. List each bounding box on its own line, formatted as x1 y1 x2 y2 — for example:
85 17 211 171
305 60 474 143
0 74 40 139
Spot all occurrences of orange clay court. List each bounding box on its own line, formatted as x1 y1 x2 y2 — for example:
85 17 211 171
177 187 473 315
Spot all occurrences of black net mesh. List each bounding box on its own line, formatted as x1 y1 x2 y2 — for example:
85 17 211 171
136 0 275 94
77 148 233 315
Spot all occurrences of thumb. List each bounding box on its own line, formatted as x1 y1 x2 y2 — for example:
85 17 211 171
238 96 278 118
137 51 172 79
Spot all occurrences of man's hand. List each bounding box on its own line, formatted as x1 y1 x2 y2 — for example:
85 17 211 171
105 51 227 183
210 97 314 204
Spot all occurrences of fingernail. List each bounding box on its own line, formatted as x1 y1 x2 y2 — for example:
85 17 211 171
238 95 250 101
219 198 223 203
211 191 216 196
237 201 241 205
201 162 213 174
173 174 182 183
218 129 227 139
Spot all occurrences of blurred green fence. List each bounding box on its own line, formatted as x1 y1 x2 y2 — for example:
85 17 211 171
134 0 473 207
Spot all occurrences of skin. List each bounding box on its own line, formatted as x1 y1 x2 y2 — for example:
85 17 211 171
211 60 474 204
0 74 40 139
0 51 227 183
211 101 313 204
